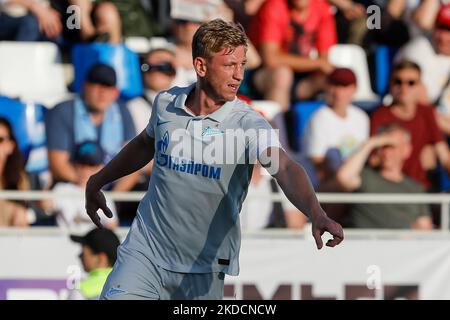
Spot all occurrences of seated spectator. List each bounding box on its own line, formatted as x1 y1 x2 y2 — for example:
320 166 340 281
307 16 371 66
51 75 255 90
68 228 120 300
370 60 450 190
337 124 434 229
0 117 29 227
303 68 369 188
127 41 177 132
50 0 122 44
45 63 138 192
51 141 118 230
328 0 367 45
0 0 62 41
248 0 337 111
394 3 450 115
241 163 306 230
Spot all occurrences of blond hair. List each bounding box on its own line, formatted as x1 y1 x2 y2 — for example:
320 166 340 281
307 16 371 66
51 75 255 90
192 19 248 59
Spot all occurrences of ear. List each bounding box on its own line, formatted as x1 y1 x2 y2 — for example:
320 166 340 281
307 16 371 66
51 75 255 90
193 56 207 78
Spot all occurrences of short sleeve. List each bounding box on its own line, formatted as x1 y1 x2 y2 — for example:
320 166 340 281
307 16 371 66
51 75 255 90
303 112 328 158
45 101 73 152
316 1 337 53
145 94 159 138
425 107 444 144
245 114 283 163
251 0 288 47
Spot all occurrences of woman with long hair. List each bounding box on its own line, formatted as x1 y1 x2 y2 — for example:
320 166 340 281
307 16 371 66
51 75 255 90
0 117 29 227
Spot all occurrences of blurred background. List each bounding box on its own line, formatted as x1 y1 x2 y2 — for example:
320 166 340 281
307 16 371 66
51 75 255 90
1 0 450 300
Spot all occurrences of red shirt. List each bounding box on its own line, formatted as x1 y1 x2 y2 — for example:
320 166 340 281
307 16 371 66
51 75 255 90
249 0 337 57
370 104 444 188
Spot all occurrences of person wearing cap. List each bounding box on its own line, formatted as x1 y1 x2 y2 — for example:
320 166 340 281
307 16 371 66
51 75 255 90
50 141 118 229
45 63 138 193
303 67 369 189
69 228 121 300
336 123 434 230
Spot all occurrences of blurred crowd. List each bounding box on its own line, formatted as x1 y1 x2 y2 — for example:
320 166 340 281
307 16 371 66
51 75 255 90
1 0 450 231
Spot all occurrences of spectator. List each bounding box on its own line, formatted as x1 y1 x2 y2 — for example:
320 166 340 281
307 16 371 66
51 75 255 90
336 124 434 229
370 60 450 190
50 0 122 44
303 68 369 188
328 0 367 45
127 41 177 133
0 117 29 227
0 0 62 41
68 228 120 299
248 0 337 111
394 3 450 113
51 141 118 230
45 63 138 192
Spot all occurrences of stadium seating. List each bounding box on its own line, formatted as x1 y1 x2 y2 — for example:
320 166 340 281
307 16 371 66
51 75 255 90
374 45 399 97
291 100 324 153
71 43 143 100
329 44 379 102
0 41 69 107
0 96 48 176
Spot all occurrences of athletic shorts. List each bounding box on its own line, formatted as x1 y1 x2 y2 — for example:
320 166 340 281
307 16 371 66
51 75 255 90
100 245 225 300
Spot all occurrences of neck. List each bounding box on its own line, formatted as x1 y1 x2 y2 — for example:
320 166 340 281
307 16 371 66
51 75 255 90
332 104 348 118
187 82 226 116
391 101 417 119
380 167 403 183
87 106 105 125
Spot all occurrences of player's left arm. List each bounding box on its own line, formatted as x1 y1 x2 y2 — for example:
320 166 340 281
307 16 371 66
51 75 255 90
262 147 344 249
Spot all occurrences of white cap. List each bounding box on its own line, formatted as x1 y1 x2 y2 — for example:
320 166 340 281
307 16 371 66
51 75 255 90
170 0 224 23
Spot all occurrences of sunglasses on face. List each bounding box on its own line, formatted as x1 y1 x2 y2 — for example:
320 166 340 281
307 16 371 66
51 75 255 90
392 78 418 87
141 62 176 76
0 136 10 143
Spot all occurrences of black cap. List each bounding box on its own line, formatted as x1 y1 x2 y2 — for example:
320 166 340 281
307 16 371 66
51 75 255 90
73 141 105 166
85 63 117 87
70 228 120 265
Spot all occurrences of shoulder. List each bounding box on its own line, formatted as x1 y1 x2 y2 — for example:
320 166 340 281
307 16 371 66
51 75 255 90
371 105 391 117
48 100 74 116
349 105 369 119
402 176 426 192
232 100 272 130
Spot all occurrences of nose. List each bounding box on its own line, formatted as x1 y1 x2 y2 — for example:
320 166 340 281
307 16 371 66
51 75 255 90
233 65 245 82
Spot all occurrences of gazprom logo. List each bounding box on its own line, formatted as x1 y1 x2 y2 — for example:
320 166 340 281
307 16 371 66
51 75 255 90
155 131 221 180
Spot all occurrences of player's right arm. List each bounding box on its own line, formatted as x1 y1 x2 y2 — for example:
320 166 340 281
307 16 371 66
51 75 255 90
85 129 155 228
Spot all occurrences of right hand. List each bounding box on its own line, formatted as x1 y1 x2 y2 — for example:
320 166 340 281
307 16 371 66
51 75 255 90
85 176 113 228
318 59 335 75
32 5 62 39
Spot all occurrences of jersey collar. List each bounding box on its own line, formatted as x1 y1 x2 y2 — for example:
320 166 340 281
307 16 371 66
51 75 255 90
174 83 236 123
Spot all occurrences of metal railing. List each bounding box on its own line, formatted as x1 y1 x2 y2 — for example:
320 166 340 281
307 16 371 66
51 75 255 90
0 191 449 231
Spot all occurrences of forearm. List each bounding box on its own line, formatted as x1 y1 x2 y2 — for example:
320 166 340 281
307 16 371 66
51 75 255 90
337 140 375 184
387 0 407 19
262 50 323 73
411 0 440 31
49 160 78 183
89 131 154 190
274 157 324 221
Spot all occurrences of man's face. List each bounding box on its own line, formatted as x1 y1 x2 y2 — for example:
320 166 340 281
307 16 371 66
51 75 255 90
326 83 356 110
199 45 247 103
79 245 99 272
143 50 176 92
83 82 119 112
390 69 421 106
433 26 450 56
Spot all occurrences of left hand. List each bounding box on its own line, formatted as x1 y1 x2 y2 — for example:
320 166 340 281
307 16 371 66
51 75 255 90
311 214 344 250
